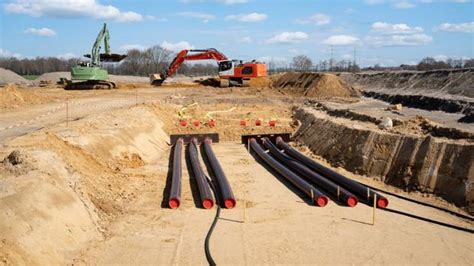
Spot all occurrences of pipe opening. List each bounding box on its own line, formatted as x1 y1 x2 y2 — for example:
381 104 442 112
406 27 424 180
316 196 328 207
347 196 358 207
224 199 236 209
203 199 214 209
169 198 180 209
377 198 389 209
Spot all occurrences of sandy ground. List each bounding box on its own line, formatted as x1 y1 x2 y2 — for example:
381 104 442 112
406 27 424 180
0 83 473 265
73 142 474 265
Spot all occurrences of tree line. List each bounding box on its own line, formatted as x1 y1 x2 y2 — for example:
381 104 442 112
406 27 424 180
0 45 218 77
0 46 472 77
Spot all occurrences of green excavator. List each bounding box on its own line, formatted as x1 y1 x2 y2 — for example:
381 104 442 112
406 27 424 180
65 23 126 90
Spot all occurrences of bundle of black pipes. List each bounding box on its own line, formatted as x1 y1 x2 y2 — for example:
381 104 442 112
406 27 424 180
189 137 214 209
249 138 329 207
275 137 389 208
169 138 183 209
202 137 236 209
262 137 358 207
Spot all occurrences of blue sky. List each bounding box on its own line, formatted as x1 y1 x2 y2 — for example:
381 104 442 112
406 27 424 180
0 0 473 67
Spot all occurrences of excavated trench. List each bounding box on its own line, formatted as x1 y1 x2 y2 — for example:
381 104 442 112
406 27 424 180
339 69 474 123
292 105 473 211
362 91 474 123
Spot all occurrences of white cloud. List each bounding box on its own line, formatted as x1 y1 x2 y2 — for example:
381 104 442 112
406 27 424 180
218 0 248 4
433 54 448 62
178 11 215 23
225 12 267 22
341 54 353 60
179 0 248 3
437 22 474 33
372 22 423 34
419 0 470 2
365 0 385 4
4 0 147 23
24 27 56 37
119 44 149 52
297 13 331 25
393 1 416 8
57 52 77 59
266 31 309 44
322 35 359 46
239 36 253 43
0 48 21 58
365 33 432 46
160 41 194 52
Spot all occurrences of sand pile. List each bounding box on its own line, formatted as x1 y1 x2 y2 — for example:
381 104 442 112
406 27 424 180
249 77 272 87
36 72 70 83
273 72 361 98
0 68 30 85
1 83 25 109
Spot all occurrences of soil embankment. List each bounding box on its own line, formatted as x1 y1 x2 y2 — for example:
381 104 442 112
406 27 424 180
293 106 473 211
0 106 169 264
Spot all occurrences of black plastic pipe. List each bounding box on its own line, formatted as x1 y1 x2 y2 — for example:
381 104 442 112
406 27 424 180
262 138 358 207
276 137 389 208
249 138 328 207
189 137 214 209
202 137 236 209
169 138 183 209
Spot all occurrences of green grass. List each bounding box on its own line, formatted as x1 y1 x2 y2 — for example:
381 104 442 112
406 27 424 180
22 75 39 80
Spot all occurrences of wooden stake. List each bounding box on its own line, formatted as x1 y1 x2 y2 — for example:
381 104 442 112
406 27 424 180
372 193 377 226
243 192 247 223
66 97 69 128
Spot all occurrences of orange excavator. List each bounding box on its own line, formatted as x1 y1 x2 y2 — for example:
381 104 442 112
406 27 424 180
150 48 267 87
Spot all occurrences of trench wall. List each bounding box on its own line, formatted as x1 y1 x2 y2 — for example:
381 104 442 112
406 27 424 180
294 107 474 210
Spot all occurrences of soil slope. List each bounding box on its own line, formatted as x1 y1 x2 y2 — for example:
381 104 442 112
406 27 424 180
273 72 361 98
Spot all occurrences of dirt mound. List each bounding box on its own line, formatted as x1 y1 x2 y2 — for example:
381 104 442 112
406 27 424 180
36 72 70 83
1 84 25 109
273 72 361 98
248 77 271 88
0 68 30 85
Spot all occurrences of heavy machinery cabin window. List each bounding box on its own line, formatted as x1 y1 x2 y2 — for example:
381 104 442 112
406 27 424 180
242 66 253 75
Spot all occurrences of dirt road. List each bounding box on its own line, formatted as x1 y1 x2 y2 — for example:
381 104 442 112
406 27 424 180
0 88 177 143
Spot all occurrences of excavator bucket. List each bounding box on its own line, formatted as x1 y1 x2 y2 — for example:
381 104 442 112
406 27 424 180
83 53 127 62
150 73 165 86
100 53 127 62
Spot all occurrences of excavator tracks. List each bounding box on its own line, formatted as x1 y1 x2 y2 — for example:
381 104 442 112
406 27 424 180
64 80 116 90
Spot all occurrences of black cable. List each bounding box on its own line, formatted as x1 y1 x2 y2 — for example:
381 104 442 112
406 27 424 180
204 175 220 266
358 182 474 222
382 208 474 234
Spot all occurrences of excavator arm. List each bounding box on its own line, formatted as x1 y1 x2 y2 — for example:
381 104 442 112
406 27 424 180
84 23 126 65
165 48 228 78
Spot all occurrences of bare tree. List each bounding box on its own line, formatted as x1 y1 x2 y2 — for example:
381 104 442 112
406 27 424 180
291 55 313 72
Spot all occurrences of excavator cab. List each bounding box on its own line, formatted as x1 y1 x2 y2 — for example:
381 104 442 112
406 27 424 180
218 60 235 76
